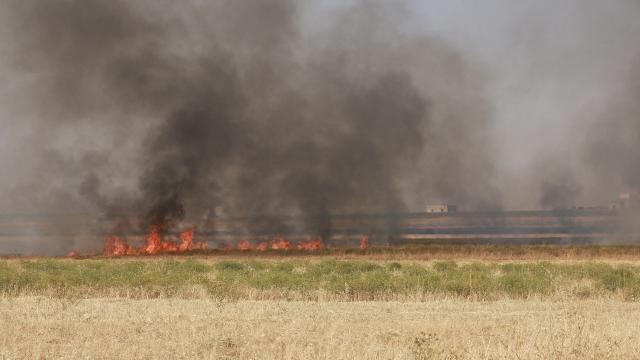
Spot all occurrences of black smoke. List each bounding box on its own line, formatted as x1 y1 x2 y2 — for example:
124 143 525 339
584 59 640 196
0 0 499 253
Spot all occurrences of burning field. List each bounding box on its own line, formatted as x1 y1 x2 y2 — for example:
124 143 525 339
3 0 640 358
99 227 365 257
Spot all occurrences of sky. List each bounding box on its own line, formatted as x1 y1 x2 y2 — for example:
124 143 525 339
419 1 640 175
297 0 640 209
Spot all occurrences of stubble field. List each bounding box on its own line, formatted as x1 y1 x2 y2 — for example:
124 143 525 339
2 245 640 359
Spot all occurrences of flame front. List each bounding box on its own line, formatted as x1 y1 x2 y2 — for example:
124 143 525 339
270 236 291 250
229 235 325 252
359 235 369 250
144 225 163 254
103 226 207 256
104 235 135 256
296 236 324 250
237 240 252 251
100 227 369 257
179 228 194 251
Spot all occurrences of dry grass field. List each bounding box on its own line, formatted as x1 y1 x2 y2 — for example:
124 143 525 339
2 297 639 359
3 247 640 359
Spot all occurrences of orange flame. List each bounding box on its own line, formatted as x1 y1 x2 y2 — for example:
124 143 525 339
104 235 135 256
359 235 369 250
144 225 163 254
296 236 325 251
179 228 194 251
97 228 373 257
102 226 206 257
237 240 252 251
270 236 291 250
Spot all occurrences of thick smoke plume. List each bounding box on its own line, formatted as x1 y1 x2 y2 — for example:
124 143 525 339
0 0 498 253
584 59 640 196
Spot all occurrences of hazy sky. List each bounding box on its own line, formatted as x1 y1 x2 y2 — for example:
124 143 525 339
418 0 640 172
300 0 640 209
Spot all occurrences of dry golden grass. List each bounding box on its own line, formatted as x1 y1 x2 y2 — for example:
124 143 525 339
3 254 640 358
1 297 638 359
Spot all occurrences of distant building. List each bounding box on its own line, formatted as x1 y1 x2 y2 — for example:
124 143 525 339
426 204 457 214
571 205 608 211
609 193 638 210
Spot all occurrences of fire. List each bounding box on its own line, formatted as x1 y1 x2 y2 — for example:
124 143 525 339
229 236 326 252
359 235 369 250
144 225 164 254
103 226 207 257
237 240 252 251
104 235 135 256
179 228 194 251
97 227 368 257
270 236 291 250
296 236 324 250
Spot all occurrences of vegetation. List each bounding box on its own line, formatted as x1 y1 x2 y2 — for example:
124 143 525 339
3 297 640 359
4 258 640 300
4 257 640 358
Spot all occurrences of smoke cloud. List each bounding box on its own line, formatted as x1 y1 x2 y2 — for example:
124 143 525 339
584 59 640 196
0 0 499 253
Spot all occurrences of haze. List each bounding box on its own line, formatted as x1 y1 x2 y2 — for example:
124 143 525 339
1 0 639 218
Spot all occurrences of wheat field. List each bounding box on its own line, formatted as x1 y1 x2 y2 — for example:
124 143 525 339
2 255 640 359
1 297 639 359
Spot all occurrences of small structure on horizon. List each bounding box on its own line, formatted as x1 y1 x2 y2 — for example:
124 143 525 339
426 204 457 214
609 193 638 211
